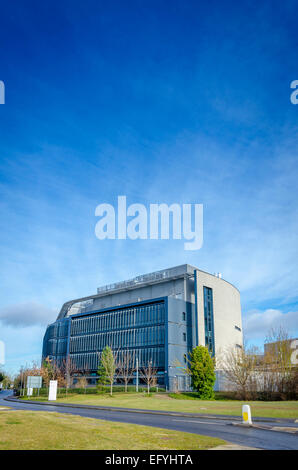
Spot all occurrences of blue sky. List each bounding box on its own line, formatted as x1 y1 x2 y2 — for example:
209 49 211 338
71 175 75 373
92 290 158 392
0 0 298 374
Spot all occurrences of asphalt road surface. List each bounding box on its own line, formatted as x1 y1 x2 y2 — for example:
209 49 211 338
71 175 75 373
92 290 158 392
1 390 297 450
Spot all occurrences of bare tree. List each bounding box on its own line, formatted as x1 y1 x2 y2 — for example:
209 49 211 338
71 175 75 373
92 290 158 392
218 344 260 400
140 360 157 394
40 357 54 388
1 371 13 389
61 356 79 390
218 326 298 400
14 361 43 395
76 376 88 392
40 357 78 396
116 349 136 392
263 326 296 398
73 360 90 393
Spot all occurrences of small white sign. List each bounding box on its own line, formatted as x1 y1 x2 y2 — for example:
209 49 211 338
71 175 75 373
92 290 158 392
27 376 42 389
0 340 5 365
48 380 58 401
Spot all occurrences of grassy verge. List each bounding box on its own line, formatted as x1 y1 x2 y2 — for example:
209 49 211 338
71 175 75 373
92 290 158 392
0 409 224 450
20 392 298 419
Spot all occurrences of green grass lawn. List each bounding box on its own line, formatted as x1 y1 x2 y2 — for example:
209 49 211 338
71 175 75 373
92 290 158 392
0 408 224 450
23 392 298 419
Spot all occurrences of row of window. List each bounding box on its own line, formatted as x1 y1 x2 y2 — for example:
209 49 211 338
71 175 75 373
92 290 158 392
69 326 165 353
44 338 68 356
46 319 69 340
70 347 165 370
70 302 165 336
203 286 215 355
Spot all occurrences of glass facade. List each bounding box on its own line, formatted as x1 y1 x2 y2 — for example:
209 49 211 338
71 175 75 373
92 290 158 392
41 265 242 392
43 300 166 373
203 286 215 356
42 318 69 365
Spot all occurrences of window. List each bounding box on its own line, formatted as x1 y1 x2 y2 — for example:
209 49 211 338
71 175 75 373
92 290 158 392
203 287 215 356
183 332 186 342
182 312 186 321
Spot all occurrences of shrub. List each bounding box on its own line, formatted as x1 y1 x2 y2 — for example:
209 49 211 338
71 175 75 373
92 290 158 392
188 346 216 399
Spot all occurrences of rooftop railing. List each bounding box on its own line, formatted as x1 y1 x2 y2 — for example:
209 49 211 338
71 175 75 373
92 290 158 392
97 268 174 294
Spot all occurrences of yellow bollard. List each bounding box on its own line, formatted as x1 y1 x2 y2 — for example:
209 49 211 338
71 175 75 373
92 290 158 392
242 404 252 425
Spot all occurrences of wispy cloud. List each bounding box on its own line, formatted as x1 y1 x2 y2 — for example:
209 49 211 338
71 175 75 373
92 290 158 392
243 308 298 343
0 302 56 327
0 0 297 373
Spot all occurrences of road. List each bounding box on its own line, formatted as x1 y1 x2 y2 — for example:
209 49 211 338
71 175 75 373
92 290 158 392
1 390 297 450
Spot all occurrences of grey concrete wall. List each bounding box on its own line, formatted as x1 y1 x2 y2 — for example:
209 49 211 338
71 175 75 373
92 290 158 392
67 277 186 315
166 297 194 387
195 270 243 359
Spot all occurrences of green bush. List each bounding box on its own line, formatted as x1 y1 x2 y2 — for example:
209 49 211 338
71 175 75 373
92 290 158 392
96 385 166 393
17 384 167 398
189 346 216 399
19 387 99 397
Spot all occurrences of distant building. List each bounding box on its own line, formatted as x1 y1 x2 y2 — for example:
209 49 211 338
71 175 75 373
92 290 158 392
42 264 243 391
264 338 298 365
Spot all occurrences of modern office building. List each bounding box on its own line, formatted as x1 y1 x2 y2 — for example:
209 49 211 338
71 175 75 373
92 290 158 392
42 264 243 391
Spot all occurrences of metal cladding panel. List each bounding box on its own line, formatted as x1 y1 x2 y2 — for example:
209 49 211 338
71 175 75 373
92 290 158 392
195 270 242 356
46 299 167 372
42 318 70 363
166 297 194 386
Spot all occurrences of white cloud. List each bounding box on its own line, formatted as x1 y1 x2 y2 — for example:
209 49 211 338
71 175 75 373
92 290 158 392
243 308 298 342
0 301 56 327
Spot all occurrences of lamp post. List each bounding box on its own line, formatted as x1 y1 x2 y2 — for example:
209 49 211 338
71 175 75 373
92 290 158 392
136 357 139 392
